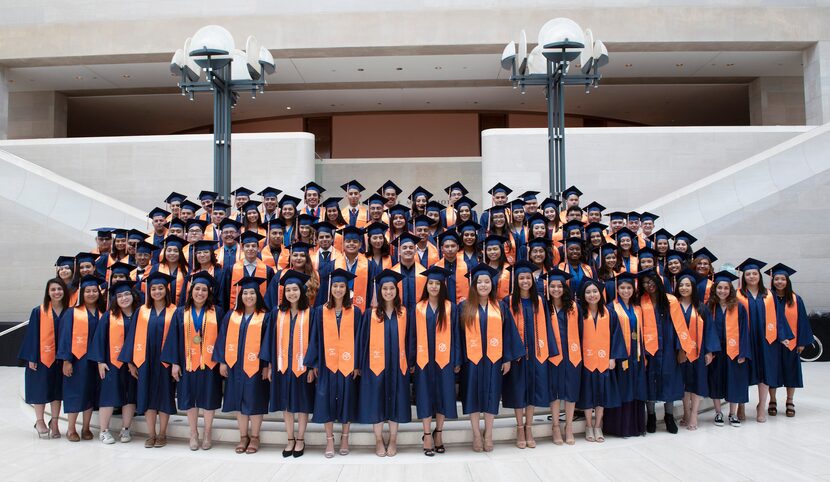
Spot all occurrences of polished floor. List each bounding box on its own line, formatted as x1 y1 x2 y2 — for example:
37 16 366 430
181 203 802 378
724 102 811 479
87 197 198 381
2 363 830 482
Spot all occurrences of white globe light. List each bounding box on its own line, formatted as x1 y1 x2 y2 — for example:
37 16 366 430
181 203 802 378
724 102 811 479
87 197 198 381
189 25 235 56
231 49 252 81
538 18 585 48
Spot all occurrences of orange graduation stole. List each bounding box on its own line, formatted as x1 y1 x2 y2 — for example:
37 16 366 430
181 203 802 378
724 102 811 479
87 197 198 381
322 307 356 375
613 300 644 362
511 297 549 363
276 308 311 376
641 294 694 356
435 258 469 302
183 308 219 371
262 245 290 270
157 264 185 301
680 304 704 362
335 255 369 312
38 304 56 367
225 311 265 377
369 308 408 375
392 261 427 302
230 260 268 307
108 312 125 368
215 244 243 268
737 291 777 345
445 207 457 228
71 307 91 359
132 305 175 368
464 302 503 365
782 294 799 351
548 305 581 366
719 305 741 360
416 300 452 369
582 310 612 373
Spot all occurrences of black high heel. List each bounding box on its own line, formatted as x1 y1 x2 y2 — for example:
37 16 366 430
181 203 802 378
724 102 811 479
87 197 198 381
433 429 445 454
282 438 295 458
293 438 305 458
422 433 435 457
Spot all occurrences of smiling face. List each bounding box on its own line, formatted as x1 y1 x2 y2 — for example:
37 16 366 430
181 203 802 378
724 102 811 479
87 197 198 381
583 284 601 306
380 282 397 302
677 278 693 299
517 272 534 293
284 283 302 304
191 283 209 305
475 274 492 298
48 282 65 304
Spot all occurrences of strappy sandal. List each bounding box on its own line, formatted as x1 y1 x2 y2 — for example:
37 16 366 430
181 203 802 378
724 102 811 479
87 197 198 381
385 438 397 457
34 419 49 439
422 432 435 457
324 435 335 459
472 432 483 453
756 404 767 423
432 429 445 454
594 427 605 443
375 438 387 457
786 400 796 418
551 424 564 445
49 418 61 439
484 432 494 452
515 425 526 449
189 433 199 451
564 425 575 445
236 435 250 454
525 424 536 448
339 432 350 455
768 401 778 416
585 427 595 442
246 435 260 454
282 438 295 458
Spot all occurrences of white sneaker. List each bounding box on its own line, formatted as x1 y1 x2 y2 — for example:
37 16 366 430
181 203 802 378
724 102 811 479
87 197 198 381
120 428 132 443
100 430 116 444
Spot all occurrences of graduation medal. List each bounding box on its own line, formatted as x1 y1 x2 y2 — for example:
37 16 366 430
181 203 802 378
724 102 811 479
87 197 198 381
193 334 202 344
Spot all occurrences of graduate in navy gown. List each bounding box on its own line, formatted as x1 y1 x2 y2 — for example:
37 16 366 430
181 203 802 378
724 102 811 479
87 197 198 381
604 273 650 437
89 280 138 444
119 271 178 448
411 266 462 457
149 235 189 306
673 271 718 431
263 270 315 458
637 269 694 435
457 220 482 269
458 264 524 453
183 240 226 312
501 261 558 449
736 258 777 422
576 279 627 443
765 263 813 419
162 272 225 450
706 271 751 427
215 275 271 454
542 269 582 446
19 278 69 439
357 269 413 457
58 275 104 442
306 269 361 458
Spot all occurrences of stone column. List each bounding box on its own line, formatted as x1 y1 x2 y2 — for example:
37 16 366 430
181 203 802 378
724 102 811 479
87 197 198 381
7 91 68 139
0 67 9 139
749 77 806 126
803 41 830 126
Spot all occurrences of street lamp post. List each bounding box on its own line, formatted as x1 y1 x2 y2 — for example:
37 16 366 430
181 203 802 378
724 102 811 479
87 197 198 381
170 25 276 201
501 18 608 200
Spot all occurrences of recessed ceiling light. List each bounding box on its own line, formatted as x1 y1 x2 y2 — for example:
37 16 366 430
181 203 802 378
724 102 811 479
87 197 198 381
286 106 292 110
75 75 84 80
675 63 684 67
396 67 403 71
624 63 633 68
725 63 735 67
377 102 382 105
473 101 479 104
121 74 131 79
331 69 337 72
330 104 336 107
462 66 468 70
357 68 364 72
434 66 442 70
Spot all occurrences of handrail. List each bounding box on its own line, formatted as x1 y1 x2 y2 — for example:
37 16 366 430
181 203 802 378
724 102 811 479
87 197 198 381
0 320 28 338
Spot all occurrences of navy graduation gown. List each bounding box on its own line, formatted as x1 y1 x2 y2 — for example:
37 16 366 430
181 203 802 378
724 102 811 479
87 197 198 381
118 306 177 415
88 311 137 408
458 302 524 415
397 263 420 313
577 307 627 410
306 306 361 423
214 311 270 415
643 301 685 403
774 294 813 388
356 309 412 424
19 306 65 404
679 304 719 398
161 306 226 411
610 302 648 403
410 303 462 420
501 297 557 409
708 304 751 403
744 291 781 387
57 307 100 413
548 306 582 403
263 310 315 414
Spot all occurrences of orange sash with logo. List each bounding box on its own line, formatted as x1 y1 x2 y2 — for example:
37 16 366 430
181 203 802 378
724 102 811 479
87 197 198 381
322 307 356 375
511 297 549 363
276 309 310 376
183 308 218 371
71 308 90 359
262 245 290 270
392 261 427 302
156 264 185 302
215 244 243 268
416 300 452 369
680 304 704 362
464 302 503 365
342 204 369 229
583 310 612 372
109 312 125 368
230 260 268 307
445 207 457 228
335 255 369 312
783 295 799 351
736 292 776 345
435 258 469 303
641 294 693 356
225 311 265 377
613 300 644 362
417 242 441 267
720 306 741 360
132 305 175 368
39 304 56 367
369 308 408 375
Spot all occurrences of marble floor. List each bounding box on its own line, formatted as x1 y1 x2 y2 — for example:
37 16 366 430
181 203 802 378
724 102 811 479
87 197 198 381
2 363 830 482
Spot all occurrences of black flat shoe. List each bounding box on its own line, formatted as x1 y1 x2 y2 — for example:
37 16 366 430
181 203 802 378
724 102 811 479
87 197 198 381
433 429 445 454
665 414 678 434
282 438 295 458
646 413 657 433
293 438 305 458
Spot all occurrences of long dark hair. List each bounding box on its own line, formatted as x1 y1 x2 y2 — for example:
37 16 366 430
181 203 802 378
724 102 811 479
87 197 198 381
42 278 68 312
145 283 173 308
773 275 795 306
510 271 540 315
578 280 607 317
235 287 267 314
279 284 310 312
638 271 670 313
418 279 449 331
707 281 737 312
325 280 353 309
739 271 768 298
110 287 140 317
674 276 700 308
80 283 107 312
598 251 621 280
184 281 215 311
161 244 189 275
546 279 575 314
374 282 403 320
461 275 497 328
366 235 391 258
